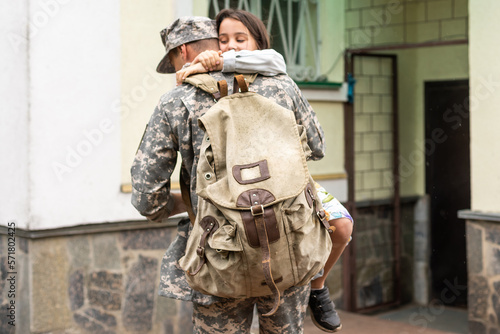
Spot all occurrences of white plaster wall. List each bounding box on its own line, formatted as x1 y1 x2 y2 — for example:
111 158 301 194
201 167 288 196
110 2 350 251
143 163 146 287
1 0 147 230
0 0 30 229
29 0 144 229
469 0 500 213
120 0 177 185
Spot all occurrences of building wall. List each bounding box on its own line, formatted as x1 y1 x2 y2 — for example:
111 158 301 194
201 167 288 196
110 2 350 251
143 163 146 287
348 201 416 309
466 220 500 333
0 200 417 333
0 0 142 230
0 0 30 229
345 0 468 48
469 0 500 212
391 44 469 197
464 0 500 332
345 0 469 198
119 0 177 186
0 222 194 334
1 0 351 231
344 0 469 310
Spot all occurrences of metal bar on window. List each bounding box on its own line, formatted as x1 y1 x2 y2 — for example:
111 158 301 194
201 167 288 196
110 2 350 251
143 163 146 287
271 0 291 61
291 2 305 63
267 1 275 33
304 2 320 77
212 0 220 14
288 0 292 61
238 0 251 11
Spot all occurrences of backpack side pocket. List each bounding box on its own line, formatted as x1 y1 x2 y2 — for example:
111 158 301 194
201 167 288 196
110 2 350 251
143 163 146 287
179 200 248 298
281 188 332 287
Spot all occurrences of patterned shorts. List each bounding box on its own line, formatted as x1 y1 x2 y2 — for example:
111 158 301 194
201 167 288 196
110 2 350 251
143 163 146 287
315 182 353 223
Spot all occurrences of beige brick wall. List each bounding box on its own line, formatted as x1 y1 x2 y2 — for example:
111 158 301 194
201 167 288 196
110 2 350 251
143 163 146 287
345 0 468 48
353 55 395 202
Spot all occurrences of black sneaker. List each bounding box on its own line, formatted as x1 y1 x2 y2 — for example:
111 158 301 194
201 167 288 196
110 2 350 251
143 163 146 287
309 287 342 332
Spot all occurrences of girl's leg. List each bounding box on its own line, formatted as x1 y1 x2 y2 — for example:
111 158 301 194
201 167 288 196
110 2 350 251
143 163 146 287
308 217 352 333
311 217 353 289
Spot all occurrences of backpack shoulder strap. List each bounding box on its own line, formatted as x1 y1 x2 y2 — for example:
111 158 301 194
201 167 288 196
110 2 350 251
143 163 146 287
184 73 258 99
184 73 228 100
233 74 248 93
184 74 219 95
240 73 258 84
179 164 196 225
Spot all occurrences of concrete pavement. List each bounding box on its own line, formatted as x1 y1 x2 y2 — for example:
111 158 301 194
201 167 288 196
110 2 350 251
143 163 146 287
304 310 458 334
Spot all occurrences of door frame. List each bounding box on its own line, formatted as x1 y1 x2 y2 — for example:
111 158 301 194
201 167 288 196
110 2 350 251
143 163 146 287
343 52 401 312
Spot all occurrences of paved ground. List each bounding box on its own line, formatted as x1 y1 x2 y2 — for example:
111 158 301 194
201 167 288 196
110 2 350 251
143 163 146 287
303 310 458 334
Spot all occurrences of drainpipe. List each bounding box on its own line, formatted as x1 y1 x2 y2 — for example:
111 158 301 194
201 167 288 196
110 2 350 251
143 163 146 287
414 194 431 305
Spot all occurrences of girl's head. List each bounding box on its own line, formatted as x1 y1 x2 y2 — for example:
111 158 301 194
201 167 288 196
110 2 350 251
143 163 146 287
215 9 270 52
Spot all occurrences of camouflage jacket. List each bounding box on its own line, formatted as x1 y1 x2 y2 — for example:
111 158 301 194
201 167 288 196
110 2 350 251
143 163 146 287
131 71 325 304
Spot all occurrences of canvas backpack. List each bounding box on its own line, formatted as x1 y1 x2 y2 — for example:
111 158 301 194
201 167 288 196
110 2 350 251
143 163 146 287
179 74 334 316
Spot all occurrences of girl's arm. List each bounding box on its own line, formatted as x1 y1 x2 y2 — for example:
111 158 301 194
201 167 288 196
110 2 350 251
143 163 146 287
176 49 286 84
221 49 286 76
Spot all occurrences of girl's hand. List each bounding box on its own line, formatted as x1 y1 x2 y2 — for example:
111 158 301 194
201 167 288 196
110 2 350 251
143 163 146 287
192 50 223 71
176 62 207 85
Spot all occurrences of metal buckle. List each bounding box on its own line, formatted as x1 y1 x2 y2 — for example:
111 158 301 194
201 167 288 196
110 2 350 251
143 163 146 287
317 209 326 220
251 205 264 216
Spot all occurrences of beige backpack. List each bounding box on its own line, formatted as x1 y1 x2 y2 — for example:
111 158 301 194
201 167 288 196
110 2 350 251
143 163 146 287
179 75 333 316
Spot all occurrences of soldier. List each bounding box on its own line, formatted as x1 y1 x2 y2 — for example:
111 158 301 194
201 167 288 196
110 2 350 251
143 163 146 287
131 16 325 333
176 9 351 331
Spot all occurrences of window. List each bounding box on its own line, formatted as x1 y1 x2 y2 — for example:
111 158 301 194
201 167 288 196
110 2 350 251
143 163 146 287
209 0 323 82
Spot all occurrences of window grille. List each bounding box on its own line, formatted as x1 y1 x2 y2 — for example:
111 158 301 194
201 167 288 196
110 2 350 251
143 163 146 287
209 0 322 82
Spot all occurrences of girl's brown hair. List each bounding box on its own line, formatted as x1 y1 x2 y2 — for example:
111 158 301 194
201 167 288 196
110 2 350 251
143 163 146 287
215 9 270 50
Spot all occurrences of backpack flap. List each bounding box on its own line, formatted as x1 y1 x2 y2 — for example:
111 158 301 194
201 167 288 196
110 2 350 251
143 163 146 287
197 92 310 209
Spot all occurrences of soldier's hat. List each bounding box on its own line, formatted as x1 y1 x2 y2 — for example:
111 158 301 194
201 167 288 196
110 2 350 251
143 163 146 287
156 16 218 74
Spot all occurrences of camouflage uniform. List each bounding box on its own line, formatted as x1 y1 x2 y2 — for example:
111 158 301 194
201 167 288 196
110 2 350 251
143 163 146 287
131 16 325 334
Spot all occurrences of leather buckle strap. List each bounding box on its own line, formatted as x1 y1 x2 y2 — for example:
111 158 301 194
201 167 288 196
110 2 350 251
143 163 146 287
196 246 205 257
307 188 336 233
239 190 279 248
253 213 280 317
251 204 264 216
188 216 219 276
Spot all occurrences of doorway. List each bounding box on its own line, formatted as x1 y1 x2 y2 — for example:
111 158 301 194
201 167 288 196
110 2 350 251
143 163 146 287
425 80 469 307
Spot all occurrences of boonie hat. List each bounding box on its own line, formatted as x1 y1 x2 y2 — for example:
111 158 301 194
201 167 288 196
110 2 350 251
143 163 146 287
156 16 218 73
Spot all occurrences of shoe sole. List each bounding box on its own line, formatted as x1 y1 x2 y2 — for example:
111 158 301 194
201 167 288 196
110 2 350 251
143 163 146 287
309 308 342 333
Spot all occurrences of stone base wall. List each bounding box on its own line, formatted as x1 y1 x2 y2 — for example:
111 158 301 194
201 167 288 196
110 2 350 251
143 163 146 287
346 201 415 310
0 200 417 333
467 220 500 333
0 223 193 334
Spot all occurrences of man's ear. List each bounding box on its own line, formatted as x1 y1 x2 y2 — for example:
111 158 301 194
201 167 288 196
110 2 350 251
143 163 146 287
179 44 188 62
181 44 200 63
